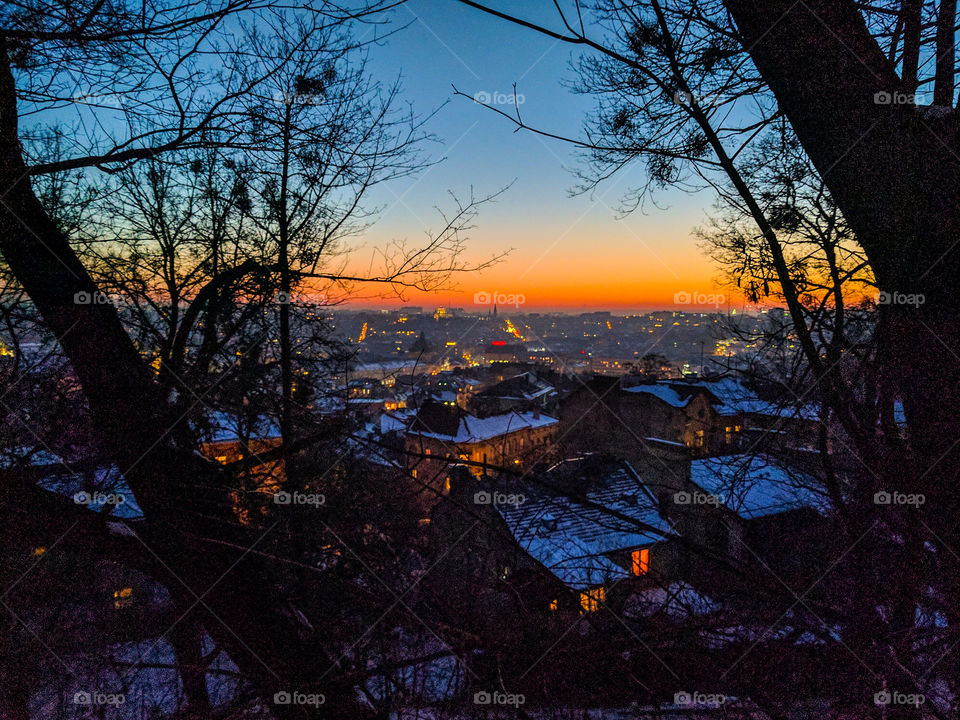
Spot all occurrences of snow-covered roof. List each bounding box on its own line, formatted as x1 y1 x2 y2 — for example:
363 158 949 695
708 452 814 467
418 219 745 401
644 436 684 447
689 378 820 420
354 359 419 373
478 372 554 401
410 409 557 444
37 465 144 519
204 412 281 443
380 410 412 434
689 454 828 519
0 447 64 469
433 390 458 404
622 384 691 408
498 462 673 589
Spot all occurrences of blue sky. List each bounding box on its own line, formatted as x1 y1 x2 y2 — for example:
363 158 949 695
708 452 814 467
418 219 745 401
352 1 719 311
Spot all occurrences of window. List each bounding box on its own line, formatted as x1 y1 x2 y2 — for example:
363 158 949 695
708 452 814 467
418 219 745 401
725 425 741 445
580 587 605 612
632 548 650 576
113 587 133 609
694 429 705 447
548 598 559 611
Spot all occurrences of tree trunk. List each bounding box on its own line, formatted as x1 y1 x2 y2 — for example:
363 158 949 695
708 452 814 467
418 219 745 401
722 0 960 490
723 0 960 697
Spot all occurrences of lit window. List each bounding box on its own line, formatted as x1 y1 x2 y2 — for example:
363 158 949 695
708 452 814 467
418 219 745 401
113 587 133 609
632 548 649 576
580 587 605 612
444 477 451 492
548 599 559 611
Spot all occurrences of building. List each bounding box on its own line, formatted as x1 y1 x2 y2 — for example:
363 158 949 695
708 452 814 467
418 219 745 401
470 371 556 417
496 458 676 614
405 401 558 487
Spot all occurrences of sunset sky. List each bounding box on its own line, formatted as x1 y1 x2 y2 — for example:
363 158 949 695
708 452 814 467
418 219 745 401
343 1 733 312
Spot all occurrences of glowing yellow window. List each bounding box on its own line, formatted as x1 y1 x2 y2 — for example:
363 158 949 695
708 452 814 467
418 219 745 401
113 587 133 609
632 548 650 576
548 598 559 611
579 587 605 612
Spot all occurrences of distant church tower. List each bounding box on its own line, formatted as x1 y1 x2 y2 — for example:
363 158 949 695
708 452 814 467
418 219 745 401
493 303 498 318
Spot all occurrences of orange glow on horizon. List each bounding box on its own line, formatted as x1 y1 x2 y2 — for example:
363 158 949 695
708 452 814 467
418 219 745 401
331 226 771 312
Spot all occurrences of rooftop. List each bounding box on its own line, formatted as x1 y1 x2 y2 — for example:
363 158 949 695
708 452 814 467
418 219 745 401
498 460 673 588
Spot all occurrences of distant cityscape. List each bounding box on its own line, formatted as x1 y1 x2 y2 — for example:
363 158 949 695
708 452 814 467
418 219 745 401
327 306 790 379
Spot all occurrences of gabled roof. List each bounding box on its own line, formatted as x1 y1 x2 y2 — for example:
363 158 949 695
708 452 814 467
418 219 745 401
688 377 820 420
380 410 412 434
408 403 558 444
622 383 697 408
498 461 673 589
689 454 828 519
478 372 553 401
408 401 463 438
